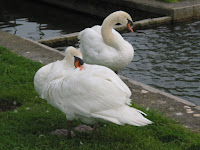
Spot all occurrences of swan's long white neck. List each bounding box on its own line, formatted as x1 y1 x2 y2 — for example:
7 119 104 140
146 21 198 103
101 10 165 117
101 14 123 51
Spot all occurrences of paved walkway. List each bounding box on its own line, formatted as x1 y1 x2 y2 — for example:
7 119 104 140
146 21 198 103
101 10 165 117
37 0 200 21
0 30 64 64
0 29 200 133
124 0 200 21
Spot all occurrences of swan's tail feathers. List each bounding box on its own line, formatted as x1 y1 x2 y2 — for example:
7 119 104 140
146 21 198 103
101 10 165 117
91 106 152 126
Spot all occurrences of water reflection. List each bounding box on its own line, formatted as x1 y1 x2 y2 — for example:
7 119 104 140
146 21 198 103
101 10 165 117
120 21 200 105
0 0 102 40
0 18 58 40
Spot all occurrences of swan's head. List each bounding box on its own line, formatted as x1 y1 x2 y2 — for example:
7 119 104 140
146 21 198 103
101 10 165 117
74 56 84 70
104 11 134 32
64 46 82 65
116 11 133 32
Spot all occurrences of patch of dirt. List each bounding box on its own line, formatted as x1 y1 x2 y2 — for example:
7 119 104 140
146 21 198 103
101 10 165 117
0 100 20 112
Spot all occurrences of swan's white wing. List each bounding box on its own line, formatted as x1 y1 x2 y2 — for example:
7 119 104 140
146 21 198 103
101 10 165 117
91 25 101 35
65 66 131 112
38 63 151 126
42 65 131 119
34 62 54 96
78 25 124 66
34 60 67 96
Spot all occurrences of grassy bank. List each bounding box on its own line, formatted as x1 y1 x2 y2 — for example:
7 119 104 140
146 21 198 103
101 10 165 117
0 46 200 149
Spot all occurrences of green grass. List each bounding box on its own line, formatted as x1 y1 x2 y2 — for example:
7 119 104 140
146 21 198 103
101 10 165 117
0 46 200 150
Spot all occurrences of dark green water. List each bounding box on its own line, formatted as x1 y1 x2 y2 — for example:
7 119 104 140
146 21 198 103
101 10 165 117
121 21 200 105
0 0 102 40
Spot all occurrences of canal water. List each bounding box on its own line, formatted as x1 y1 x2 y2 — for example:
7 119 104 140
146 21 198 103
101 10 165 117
120 21 200 105
0 0 102 40
0 1 199 105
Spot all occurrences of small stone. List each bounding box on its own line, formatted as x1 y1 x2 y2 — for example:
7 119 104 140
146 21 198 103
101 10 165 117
158 100 167 104
146 107 150 111
141 90 149 94
39 134 44 138
169 107 175 111
195 106 200 110
13 101 17 105
26 107 30 110
193 114 200 117
184 106 191 109
186 109 194 113
26 52 30 54
13 109 18 113
175 112 183 116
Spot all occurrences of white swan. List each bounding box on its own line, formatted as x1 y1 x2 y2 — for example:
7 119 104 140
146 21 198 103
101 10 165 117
78 11 134 72
34 46 152 138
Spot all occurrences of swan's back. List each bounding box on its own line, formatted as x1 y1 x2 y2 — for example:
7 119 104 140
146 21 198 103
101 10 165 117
78 25 133 71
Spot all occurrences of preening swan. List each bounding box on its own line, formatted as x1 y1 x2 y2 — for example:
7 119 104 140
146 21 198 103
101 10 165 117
34 46 151 138
78 11 134 72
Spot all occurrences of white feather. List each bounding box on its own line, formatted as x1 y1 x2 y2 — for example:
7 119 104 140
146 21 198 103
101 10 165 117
34 47 152 126
78 11 134 71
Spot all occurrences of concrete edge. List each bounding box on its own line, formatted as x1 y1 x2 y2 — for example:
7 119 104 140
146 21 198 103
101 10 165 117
119 76 196 107
172 4 200 21
38 16 172 47
37 0 200 22
23 37 65 57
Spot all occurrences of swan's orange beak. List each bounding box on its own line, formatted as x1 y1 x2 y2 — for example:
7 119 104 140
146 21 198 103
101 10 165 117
74 56 84 70
127 19 134 32
128 23 134 32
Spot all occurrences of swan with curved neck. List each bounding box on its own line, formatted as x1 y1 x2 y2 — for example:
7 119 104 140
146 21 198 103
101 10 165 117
78 11 134 72
34 46 152 138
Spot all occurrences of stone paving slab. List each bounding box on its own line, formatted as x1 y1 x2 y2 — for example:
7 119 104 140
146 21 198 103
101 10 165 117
38 0 200 22
0 29 199 132
0 30 64 64
121 76 200 133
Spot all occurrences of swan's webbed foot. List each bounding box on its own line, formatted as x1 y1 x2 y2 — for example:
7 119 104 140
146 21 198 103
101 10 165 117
74 124 94 133
51 121 74 139
50 129 75 138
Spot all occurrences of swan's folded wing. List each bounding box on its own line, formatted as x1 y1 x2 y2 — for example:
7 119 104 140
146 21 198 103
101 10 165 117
78 27 119 65
50 67 131 118
89 65 132 99
78 27 103 56
34 63 54 96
